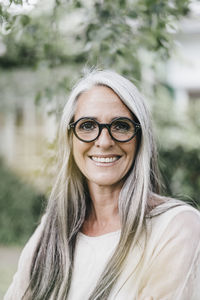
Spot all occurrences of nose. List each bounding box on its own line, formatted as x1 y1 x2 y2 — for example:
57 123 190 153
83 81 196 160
94 127 115 148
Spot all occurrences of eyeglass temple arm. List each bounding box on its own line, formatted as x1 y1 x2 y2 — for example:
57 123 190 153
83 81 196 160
67 123 75 130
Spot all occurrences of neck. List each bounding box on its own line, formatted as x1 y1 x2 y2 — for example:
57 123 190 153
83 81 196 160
82 182 122 236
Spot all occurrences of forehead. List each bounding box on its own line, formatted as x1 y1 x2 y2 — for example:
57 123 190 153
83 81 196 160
74 85 133 120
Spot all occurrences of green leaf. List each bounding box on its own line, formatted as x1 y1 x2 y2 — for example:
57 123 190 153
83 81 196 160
20 15 30 26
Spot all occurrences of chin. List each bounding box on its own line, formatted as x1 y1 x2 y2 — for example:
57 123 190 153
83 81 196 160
89 176 123 187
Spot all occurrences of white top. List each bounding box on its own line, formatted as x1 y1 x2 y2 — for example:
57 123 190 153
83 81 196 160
4 203 200 300
67 231 121 299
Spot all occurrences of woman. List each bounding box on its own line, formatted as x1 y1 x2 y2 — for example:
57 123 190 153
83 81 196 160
4 70 200 300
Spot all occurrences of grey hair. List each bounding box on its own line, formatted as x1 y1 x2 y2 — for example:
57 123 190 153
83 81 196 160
24 69 161 299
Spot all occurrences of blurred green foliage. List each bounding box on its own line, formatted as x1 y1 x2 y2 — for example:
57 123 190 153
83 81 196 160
0 0 190 78
0 159 46 245
160 146 200 209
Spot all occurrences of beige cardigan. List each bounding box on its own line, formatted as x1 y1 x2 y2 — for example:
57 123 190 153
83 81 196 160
4 204 200 300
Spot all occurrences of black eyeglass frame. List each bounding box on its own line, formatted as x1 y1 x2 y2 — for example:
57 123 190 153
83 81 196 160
68 117 141 143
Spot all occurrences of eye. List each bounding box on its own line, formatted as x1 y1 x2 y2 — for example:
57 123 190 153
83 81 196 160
112 120 131 132
78 120 97 131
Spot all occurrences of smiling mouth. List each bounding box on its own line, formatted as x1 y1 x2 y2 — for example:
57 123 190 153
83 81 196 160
90 156 120 163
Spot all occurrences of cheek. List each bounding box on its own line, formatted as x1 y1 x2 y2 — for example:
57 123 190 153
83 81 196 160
124 140 137 158
124 142 138 170
123 144 137 177
72 137 89 168
72 138 81 165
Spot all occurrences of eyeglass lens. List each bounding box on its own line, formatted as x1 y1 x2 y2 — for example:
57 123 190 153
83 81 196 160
75 118 137 142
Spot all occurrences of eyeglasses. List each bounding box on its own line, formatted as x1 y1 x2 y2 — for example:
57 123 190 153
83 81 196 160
68 117 141 143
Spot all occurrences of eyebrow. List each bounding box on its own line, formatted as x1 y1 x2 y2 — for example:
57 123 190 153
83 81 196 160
77 116 133 122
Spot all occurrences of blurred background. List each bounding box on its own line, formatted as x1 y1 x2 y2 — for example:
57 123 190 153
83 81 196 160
0 0 200 297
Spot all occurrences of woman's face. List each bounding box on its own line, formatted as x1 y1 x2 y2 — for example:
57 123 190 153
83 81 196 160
72 85 138 188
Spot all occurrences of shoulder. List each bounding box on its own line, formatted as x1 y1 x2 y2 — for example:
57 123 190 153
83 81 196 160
20 213 47 259
143 200 200 276
135 201 200 300
149 195 200 223
4 214 47 300
147 198 200 245
15 213 47 271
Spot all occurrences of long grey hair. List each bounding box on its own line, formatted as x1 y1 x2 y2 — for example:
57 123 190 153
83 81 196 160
23 70 162 299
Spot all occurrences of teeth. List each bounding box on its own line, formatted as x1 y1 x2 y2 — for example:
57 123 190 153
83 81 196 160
92 157 119 163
